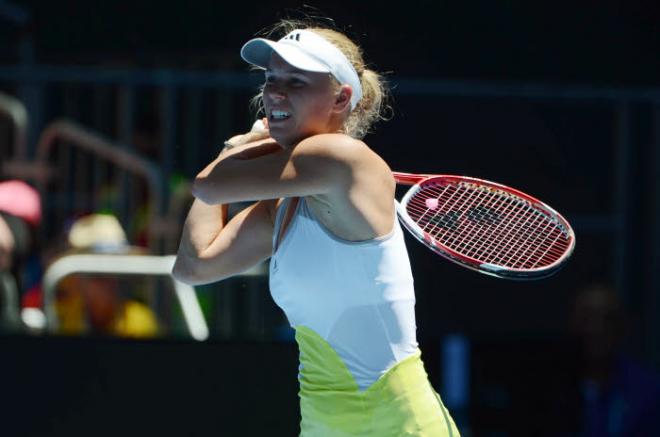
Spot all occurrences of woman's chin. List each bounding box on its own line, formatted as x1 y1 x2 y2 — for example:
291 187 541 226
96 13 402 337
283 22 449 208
269 124 319 147
269 132 294 148
269 129 301 148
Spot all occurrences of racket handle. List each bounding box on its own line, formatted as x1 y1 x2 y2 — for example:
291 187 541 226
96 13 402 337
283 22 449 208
392 171 427 186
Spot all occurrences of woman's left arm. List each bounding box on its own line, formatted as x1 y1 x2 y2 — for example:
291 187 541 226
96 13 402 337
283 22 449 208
193 134 366 205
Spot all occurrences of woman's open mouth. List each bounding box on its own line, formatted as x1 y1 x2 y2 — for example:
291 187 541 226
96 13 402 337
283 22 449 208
270 109 291 122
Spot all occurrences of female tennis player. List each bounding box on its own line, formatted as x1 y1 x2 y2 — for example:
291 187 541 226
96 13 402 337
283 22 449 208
173 19 460 436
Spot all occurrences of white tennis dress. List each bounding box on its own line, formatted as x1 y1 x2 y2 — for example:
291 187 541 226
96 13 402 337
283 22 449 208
269 197 419 390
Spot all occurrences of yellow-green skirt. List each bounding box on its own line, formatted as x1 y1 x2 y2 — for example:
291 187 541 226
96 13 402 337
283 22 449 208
296 326 460 437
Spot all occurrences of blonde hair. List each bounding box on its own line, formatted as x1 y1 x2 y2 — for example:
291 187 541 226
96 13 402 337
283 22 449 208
250 19 390 139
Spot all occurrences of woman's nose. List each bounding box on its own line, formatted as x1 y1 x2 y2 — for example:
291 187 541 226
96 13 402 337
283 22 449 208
265 84 286 101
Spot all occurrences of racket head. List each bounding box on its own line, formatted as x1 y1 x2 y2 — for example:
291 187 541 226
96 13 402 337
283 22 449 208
396 175 575 280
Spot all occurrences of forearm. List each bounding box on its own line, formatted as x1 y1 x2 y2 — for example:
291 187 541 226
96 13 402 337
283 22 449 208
178 150 242 253
196 138 281 180
193 139 283 205
178 139 278 256
174 121 274 282
177 199 228 258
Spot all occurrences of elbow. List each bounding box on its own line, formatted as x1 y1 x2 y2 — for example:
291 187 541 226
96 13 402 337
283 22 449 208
192 176 236 205
172 253 228 286
172 256 206 286
191 176 214 205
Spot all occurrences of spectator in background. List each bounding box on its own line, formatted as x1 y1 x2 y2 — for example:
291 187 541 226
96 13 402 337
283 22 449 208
0 211 25 272
0 180 41 280
51 213 159 338
570 283 660 436
0 180 41 330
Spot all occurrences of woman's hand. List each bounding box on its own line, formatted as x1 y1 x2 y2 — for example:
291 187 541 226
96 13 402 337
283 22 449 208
219 118 282 160
222 118 271 152
197 119 282 183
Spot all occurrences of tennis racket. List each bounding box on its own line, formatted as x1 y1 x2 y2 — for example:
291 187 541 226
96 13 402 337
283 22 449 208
393 172 575 280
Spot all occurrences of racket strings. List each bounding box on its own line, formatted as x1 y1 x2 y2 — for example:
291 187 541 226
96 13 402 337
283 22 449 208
433 189 536 264
504 212 565 266
420 188 569 269
455 194 525 260
409 184 516 252
405 182 572 270
429 186 506 254
490 208 562 268
478 200 552 262
432 188 569 268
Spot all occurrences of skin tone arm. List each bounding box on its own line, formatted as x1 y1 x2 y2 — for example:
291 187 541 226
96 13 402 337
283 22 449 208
172 198 275 285
192 133 360 205
173 132 392 285
172 131 282 285
193 133 395 240
174 58 393 284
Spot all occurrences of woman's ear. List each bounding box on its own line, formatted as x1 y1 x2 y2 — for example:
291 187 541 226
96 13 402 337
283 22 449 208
333 85 353 113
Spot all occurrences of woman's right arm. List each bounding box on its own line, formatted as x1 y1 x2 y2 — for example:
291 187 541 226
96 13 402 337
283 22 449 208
172 124 278 285
172 198 274 285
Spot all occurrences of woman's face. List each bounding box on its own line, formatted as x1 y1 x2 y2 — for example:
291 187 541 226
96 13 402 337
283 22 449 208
263 53 338 147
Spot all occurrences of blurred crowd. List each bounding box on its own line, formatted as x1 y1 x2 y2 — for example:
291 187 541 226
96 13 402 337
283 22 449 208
0 178 159 338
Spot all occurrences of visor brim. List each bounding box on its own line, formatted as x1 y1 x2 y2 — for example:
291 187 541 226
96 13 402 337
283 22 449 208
240 38 330 73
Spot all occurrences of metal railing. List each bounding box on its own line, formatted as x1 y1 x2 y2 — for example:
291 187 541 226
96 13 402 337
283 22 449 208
7 118 177 251
0 90 28 166
41 254 209 341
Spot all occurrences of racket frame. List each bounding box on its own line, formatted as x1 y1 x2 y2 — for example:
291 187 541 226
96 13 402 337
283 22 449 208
394 172 576 280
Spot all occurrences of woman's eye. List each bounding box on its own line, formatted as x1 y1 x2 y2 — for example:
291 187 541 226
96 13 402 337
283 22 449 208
263 76 305 87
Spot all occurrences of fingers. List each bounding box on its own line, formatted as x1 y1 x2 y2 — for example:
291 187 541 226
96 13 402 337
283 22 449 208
241 131 269 144
251 118 266 132
225 134 244 147
224 119 271 150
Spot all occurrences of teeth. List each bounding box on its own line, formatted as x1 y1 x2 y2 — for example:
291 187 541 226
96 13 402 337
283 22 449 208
271 110 291 120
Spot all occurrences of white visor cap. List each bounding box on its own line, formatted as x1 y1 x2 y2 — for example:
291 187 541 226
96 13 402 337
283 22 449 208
241 29 363 110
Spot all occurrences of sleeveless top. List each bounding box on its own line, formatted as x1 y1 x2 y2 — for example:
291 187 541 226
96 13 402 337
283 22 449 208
269 197 419 390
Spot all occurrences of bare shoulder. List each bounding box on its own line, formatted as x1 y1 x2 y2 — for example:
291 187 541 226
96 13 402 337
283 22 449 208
295 133 389 170
301 134 396 240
